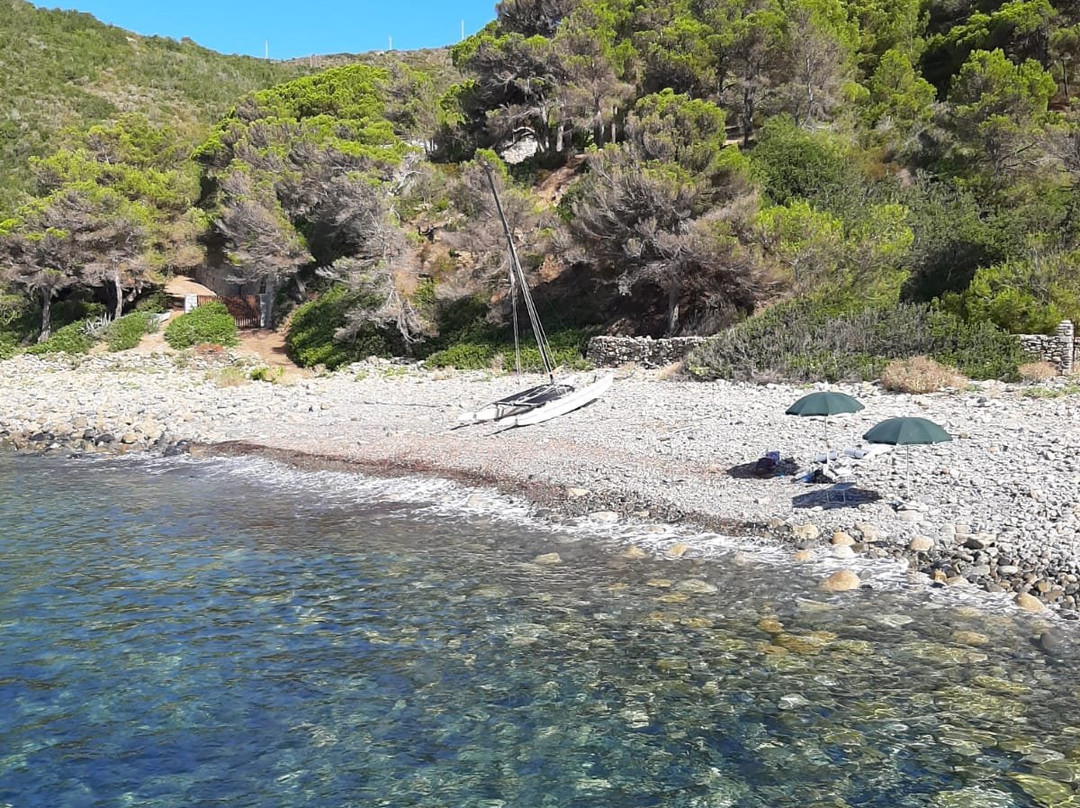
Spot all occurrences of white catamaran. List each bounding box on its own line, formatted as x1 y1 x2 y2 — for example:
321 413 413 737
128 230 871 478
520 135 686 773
458 164 613 428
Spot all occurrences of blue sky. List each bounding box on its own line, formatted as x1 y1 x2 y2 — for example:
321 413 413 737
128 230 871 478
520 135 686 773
35 1 499 59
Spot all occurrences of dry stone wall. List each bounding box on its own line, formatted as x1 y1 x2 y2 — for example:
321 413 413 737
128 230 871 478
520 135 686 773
586 336 706 368
589 320 1077 374
1018 320 1074 374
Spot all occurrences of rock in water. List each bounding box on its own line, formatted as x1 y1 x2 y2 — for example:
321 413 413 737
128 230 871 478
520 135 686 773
1038 631 1063 655
821 570 861 591
164 440 191 457
909 536 934 552
1015 592 1046 612
533 552 562 565
951 630 989 647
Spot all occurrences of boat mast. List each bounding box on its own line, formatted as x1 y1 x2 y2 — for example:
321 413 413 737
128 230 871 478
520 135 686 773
482 163 555 382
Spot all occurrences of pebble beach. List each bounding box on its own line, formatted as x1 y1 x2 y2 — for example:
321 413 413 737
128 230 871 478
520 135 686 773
2 351 1080 616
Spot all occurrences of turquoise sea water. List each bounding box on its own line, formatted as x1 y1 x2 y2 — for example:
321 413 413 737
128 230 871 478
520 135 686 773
1 452 1079 808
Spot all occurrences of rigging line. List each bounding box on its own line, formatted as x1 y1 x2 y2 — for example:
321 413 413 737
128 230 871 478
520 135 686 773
482 162 555 382
509 252 521 376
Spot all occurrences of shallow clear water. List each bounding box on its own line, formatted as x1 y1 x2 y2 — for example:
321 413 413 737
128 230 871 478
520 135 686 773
2 452 1079 808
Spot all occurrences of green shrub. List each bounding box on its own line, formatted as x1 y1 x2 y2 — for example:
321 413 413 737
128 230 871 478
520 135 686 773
941 255 1080 334
25 321 97 355
51 297 106 329
687 299 1024 382
249 365 284 382
423 327 595 371
423 341 497 369
164 301 239 349
750 118 861 211
416 292 595 371
930 315 1025 381
104 311 159 352
0 294 37 349
134 290 169 314
285 285 401 369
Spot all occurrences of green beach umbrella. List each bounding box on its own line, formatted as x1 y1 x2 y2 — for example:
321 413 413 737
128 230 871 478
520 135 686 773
786 392 865 418
786 391 865 447
863 417 952 446
864 417 952 500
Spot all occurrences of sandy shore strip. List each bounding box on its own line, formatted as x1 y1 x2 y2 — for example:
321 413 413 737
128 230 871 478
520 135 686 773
2 351 1079 615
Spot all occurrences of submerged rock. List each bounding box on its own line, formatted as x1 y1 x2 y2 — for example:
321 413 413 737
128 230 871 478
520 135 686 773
757 617 784 634
1039 631 1064 655
674 578 717 595
1034 759 1080 783
1016 592 1046 612
821 570 861 591
952 630 990 647
1007 773 1075 807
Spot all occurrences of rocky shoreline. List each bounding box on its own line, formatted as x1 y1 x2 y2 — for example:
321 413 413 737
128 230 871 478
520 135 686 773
2 351 1079 616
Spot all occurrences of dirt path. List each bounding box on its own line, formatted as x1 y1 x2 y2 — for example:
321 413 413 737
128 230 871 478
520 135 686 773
235 329 310 381
131 316 310 381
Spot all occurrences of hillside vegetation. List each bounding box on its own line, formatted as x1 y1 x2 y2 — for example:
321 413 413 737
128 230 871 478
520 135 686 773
2 0 1079 382
0 0 321 212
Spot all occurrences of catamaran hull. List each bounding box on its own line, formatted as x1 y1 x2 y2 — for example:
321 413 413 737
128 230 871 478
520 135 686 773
459 372 613 426
508 372 613 426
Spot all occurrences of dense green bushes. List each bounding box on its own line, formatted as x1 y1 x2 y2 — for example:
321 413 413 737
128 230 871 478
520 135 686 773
414 292 595 371
687 300 1025 382
12 309 158 355
24 321 96 355
0 1 312 213
941 254 1080 334
104 311 159 352
283 285 596 371
286 286 401 369
422 328 595 371
164 302 238 349
750 119 860 211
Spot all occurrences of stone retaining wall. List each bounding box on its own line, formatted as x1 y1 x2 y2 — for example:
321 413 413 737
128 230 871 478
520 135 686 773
589 320 1077 374
1018 320 1074 374
586 336 706 368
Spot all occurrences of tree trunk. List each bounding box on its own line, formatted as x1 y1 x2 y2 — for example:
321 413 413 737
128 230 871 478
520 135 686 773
666 282 681 336
803 54 815 124
262 278 278 329
38 289 52 343
555 121 565 154
742 86 755 146
113 272 124 320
